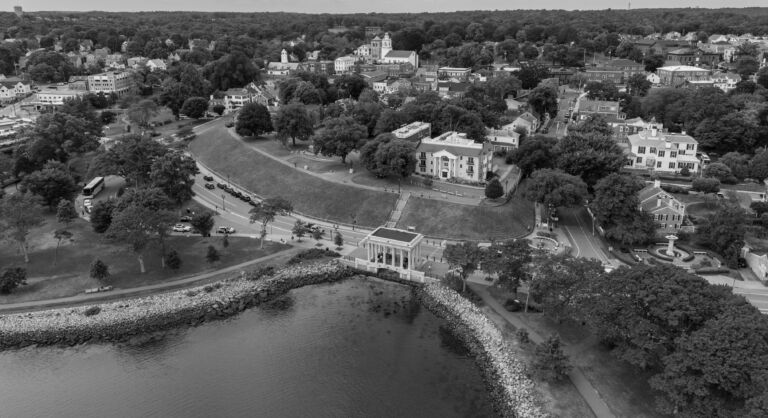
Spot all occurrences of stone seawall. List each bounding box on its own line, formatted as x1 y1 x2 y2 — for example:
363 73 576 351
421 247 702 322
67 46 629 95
417 283 547 418
0 261 355 350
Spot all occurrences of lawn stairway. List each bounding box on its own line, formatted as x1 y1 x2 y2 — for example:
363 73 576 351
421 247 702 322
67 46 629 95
385 192 410 228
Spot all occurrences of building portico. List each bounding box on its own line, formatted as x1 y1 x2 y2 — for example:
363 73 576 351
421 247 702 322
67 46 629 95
357 227 425 280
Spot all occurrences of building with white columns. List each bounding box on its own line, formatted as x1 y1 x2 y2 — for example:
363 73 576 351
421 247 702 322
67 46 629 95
357 227 425 280
415 131 493 182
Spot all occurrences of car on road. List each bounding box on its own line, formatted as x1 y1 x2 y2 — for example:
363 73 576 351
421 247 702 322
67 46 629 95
172 224 192 232
204 183 215 190
217 226 236 234
203 175 214 182
216 182 226 189
179 216 192 222
241 195 251 202
249 200 258 207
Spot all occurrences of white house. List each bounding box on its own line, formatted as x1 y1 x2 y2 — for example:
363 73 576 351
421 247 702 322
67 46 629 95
625 120 699 174
146 59 167 72
0 80 31 101
33 88 87 108
487 124 520 153
415 131 493 183
334 55 357 74
510 112 540 136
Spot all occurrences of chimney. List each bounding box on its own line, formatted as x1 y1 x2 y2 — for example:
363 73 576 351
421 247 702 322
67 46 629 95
654 179 661 188
651 127 658 137
657 197 661 207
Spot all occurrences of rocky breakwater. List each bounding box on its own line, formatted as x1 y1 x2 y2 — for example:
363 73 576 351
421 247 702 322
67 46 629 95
0 261 355 350
418 283 547 418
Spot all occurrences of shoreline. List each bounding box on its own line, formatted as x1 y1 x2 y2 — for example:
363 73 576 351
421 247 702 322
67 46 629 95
0 261 546 417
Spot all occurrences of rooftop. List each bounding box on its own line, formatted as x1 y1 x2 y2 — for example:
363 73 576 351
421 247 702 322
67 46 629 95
392 121 430 138
657 65 711 72
370 227 419 243
385 50 414 59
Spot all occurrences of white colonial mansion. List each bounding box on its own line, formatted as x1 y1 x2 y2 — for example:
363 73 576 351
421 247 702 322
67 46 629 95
354 32 419 68
415 131 493 182
625 119 700 174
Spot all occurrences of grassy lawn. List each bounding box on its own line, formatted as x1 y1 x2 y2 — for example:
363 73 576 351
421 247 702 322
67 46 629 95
476 302 596 418
0 216 289 304
189 128 397 227
486 287 663 418
395 196 534 240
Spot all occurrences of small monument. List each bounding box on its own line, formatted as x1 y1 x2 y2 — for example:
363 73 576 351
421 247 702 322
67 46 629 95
665 234 678 257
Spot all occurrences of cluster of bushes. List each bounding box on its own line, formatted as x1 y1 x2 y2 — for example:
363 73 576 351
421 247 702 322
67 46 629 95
286 248 340 265
246 265 275 281
660 184 689 194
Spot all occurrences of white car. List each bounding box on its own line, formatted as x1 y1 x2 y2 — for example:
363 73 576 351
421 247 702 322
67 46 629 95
172 224 191 232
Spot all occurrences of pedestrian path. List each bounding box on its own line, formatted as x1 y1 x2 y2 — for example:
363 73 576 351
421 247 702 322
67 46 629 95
469 282 615 418
386 192 410 227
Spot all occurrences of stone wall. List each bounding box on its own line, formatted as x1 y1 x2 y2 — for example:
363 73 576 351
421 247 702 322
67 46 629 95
417 283 547 418
0 261 355 349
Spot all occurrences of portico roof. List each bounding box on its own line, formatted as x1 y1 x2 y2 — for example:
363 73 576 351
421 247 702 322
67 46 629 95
370 227 419 243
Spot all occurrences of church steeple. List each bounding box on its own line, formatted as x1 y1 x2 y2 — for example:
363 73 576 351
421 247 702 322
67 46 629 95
381 32 392 59
280 49 288 64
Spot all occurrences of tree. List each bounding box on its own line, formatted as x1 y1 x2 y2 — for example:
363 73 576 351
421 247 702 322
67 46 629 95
481 240 532 292
126 99 159 129
527 84 558 121
56 199 79 227
101 110 116 125
585 80 620 101
530 254 604 321
149 152 199 207
165 249 182 270
312 116 368 163
720 152 751 180
698 203 746 268
506 136 559 178
274 103 314 147
650 303 768 417
205 245 220 263
21 162 80 209
0 193 44 263
591 173 655 245
191 211 215 237
312 227 325 246
584 264 733 370
533 335 571 381
107 203 174 273
334 231 344 249
360 133 394 176
292 220 308 242
703 162 737 184
522 169 587 208
204 51 260 91
485 178 504 199
212 104 225 116
90 199 116 233
443 241 481 293
626 73 652 96
249 197 293 249
236 103 273 137
557 131 626 188
180 96 209 119
89 259 110 281
516 63 549 89
0 267 27 294
757 66 768 89
752 201 768 217
371 139 417 189
691 177 721 195
751 150 768 181
92 135 167 187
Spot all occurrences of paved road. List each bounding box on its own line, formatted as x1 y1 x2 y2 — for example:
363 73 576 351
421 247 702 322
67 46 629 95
559 207 613 266
734 289 768 313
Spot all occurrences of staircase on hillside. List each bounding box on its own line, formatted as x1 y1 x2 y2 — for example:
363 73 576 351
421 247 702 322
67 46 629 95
385 192 410 228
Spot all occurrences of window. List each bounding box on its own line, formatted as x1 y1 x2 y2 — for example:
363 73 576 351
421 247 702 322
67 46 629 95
419 152 426 159
638 146 646 154
420 167 425 173
687 144 695 150
650 147 656 154
636 157 643 163
467 157 474 165
670 151 677 158
669 162 675 169
657 161 662 168
658 150 665 158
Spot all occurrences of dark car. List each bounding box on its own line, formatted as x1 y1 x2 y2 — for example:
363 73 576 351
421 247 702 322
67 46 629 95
242 195 251 202
738 257 748 268
204 183 215 190
203 175 214 182
216 182 226 189
180 216 192 222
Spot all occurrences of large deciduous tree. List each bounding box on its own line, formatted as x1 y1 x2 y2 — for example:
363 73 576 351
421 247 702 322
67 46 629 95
527 84 558 121
481 239 532 292
274 103 314 147
521 169 587 208
557 130 626 188
91 135 167 187
591 173 655 245
127 99 159 129
531 254 604 321
249 197 293 249
149 152 200 207
697 203 746 268
443 241 482 293
236 102 273 137
506 135 559 178
0 193 44 263
312 116 367 163
204 51 260 91
21 161 80 208
191 211 215 237
180 96 209 119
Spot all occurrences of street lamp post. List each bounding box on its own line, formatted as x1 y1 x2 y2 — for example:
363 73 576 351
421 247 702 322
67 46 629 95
221 194 226 212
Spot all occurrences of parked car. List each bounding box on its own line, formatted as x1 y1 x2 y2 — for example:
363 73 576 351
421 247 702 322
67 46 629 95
172 224 191 232
180 216 192 222
242 195 251 202
203 175 214 182
216 182 226 189
738 257 748 268
217 226 236 234
249 200 258 207
204 183 215 190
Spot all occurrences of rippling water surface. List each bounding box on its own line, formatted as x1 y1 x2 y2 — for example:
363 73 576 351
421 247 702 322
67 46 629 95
0 278 496 418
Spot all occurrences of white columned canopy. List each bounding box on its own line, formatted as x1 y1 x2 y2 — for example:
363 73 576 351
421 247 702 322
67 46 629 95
359 227 424 279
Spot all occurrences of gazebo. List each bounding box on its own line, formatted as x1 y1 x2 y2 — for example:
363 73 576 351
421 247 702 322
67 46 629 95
356 227 425 281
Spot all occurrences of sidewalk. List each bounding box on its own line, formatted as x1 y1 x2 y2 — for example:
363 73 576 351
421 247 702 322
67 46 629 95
469 282 615 418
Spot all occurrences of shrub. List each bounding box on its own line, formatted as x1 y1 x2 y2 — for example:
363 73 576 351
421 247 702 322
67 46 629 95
203 285 214 293
185 290 198 297
440 273 465 293
504 298 522 312
246 265 275 281
680 167 691 176
533 334 571 381
83 306 101 316
695 267 731 275
89 259 110 281
286 248 340 265
485 178 504 199
0 267 27 294
165 249 181 270
661 184 689 195
206 245 220 263
516 328 530 344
